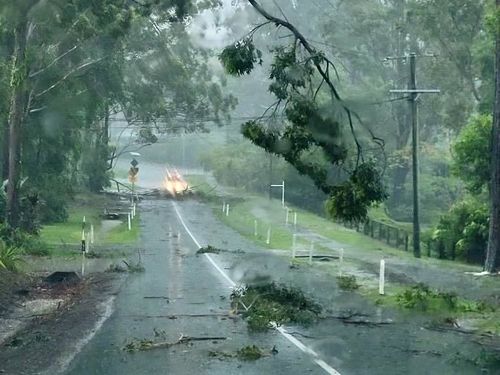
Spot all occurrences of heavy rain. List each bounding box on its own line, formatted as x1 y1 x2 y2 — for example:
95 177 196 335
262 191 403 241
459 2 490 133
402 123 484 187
0 1 499 374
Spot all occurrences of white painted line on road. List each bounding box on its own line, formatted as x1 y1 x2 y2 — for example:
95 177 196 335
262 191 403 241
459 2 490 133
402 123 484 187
171 201 341 375
48 296 116 375
172 202 236 287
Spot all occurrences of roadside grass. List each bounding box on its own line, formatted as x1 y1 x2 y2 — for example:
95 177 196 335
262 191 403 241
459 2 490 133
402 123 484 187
103 212 140 244
185 175 214 193
193 176 500 332
39 193 140 256
214 200 294 250
213 192 481 272
368 205 413 232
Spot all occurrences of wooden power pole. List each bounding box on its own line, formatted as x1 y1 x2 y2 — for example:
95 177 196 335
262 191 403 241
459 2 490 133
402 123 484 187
388 53 440 258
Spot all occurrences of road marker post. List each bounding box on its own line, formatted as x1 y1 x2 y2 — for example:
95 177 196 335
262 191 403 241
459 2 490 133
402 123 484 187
293 212 297 228
81 252 85 277
254 219 258 236
309 241 314 265
292 234 297 259
266 227 271 245
81 228 86 253
85 232 90 253
226 204 230 216
90 225 94 244
128 213 132 231
379 259 385 295
339 248 344 276
222 202 226 213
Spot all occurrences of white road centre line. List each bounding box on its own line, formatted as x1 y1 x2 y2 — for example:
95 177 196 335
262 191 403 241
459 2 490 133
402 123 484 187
171 202 341 375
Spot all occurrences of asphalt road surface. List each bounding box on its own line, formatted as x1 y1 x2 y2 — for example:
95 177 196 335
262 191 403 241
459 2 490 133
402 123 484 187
64 198 491 375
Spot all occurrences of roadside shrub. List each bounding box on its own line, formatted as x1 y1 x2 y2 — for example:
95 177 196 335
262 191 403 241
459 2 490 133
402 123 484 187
396 283 493 313
336 275 360 291
0 240 23 272
0 225 50 256
431 197 488 263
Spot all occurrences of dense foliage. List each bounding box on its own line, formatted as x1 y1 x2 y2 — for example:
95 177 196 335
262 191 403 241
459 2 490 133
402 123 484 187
0 0 233 238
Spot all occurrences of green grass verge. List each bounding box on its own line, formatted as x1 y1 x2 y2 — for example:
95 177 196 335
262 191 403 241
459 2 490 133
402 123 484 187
103 212 140 244
40 193 140 254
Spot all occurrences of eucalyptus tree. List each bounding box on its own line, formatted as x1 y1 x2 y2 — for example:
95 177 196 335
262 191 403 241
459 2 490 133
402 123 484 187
0 0 143 227
0 0 233 227
485 0 500 273
220 0 387 222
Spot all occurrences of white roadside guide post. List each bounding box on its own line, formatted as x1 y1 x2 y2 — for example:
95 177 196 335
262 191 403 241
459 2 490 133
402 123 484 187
254 219 258 236
226 203 230 216
90 224 94 244
81 216 86 253
339 248 344 276
266 227 271 245
309 241 314 265
222 202 226 213
379 259 386 295
81 251 85 277
293 212 297 227
81 225 86 277
128 212 132 231
292 234 297 259
270 180 285 207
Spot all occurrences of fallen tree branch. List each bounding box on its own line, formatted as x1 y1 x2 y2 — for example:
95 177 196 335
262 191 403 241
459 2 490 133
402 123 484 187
124 334 227 352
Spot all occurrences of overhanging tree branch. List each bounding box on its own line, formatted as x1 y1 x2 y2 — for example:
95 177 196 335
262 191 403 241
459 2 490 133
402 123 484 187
246 0 383 165
29 44 79 79
34 57 105 98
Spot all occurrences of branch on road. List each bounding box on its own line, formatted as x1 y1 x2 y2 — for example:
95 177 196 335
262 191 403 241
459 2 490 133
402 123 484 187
124 334 227 352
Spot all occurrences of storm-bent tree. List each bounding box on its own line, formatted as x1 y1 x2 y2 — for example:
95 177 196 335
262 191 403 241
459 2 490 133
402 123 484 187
220 0 387 222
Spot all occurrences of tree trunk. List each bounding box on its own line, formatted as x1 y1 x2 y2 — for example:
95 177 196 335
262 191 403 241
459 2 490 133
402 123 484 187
484 0 500 273
6 21 28 228
389 0 411 206
2 123 9 181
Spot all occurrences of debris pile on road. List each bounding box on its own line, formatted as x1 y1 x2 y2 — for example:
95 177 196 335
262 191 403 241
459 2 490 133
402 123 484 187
196 245 221 254
209 344 276 361
105 260 145 273
230 282 322 331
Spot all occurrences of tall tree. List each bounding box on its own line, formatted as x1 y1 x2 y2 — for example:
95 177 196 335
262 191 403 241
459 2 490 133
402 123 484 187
484 0 500 273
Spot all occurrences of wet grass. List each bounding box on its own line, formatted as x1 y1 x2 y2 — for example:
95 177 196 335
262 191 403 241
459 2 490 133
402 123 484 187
103 212 140 244
40 193 140 252
214 201 293 250
230 282 322 332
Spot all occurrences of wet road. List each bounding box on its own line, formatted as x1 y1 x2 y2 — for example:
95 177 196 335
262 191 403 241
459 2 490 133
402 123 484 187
65 198 492 375
66 199 326 375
